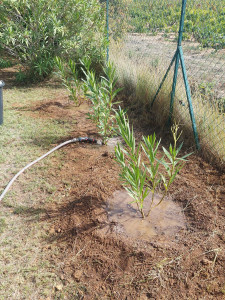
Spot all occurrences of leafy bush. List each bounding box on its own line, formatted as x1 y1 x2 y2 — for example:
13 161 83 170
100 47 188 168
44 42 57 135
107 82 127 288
55 57 82 106
115 107 190 218
0 58 13 69
0 0 106 81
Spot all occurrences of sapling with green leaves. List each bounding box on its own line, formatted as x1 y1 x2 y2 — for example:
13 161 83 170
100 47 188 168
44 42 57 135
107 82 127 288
142 133 162 216
115 108 149 218
115 108 191 218
159 124 192 206
55 56 82 106
82 69 101 122
82 60 122 143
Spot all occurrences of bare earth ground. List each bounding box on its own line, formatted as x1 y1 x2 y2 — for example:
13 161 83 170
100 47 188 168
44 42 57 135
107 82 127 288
0 69 225 299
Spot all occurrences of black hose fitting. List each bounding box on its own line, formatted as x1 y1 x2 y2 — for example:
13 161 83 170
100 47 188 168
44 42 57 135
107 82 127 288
78 137 102 144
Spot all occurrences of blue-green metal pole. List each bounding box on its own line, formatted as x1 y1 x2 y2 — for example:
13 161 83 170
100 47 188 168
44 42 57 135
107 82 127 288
0 80 5 125
106 0 109 62
178 0 187 47
179 46 200 149
168 52 180 124
151 51 177 107
168 0 187 124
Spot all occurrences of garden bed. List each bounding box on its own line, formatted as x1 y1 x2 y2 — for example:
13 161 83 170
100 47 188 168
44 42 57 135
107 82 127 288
0 69 224 299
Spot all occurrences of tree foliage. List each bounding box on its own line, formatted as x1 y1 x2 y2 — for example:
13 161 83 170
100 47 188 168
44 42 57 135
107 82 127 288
0 0 106 81
109 0 225 49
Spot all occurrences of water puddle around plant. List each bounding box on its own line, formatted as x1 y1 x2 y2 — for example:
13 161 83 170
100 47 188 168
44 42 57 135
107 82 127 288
106 190 186 241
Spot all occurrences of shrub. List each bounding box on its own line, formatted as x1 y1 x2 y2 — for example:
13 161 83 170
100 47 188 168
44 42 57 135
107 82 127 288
0 0 106 82
82 60 122 143
54 56 82 106
115 108 191 218
0 57 13 69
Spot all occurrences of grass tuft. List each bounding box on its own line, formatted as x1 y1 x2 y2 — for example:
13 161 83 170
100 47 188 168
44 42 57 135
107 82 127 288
0 218 6 234
0 83 80 299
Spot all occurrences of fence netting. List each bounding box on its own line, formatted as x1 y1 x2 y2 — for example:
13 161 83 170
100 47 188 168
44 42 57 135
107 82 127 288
104 0 225 167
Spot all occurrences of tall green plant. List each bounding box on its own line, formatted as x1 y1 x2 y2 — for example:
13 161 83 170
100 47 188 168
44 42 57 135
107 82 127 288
142 134 161 216
82 61 122 143
115 108 149 218
160 124 191 200
115 107 191 218
55 57 82 106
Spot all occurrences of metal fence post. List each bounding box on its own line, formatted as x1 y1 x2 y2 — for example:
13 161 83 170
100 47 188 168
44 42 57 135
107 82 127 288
151 0 200 150
178 46 200 149
0 80 5 125
168 0 187 124
106 0 109 62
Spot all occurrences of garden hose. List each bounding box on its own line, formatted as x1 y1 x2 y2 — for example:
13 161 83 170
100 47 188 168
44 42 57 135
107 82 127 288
0 137 102 202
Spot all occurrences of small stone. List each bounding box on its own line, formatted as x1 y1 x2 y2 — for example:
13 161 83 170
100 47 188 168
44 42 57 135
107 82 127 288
72 270 82 281
55 284 63 291
49 227 55 234
201 258 211 265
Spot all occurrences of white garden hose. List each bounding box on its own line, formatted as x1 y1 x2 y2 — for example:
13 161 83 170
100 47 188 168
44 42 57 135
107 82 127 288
0 137 102 202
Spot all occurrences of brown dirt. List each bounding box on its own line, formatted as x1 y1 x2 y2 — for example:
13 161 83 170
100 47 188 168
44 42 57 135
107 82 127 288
1 69 224 299
27 94 224 299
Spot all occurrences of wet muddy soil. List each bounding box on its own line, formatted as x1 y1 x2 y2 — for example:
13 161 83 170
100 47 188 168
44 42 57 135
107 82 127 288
106 190 186 242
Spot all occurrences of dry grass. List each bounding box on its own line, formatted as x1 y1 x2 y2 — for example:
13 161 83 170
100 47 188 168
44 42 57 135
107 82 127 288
110 40 225 169
0 84 84 299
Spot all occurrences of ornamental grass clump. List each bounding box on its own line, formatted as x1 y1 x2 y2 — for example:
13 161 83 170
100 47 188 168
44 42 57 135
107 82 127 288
115 107 191 218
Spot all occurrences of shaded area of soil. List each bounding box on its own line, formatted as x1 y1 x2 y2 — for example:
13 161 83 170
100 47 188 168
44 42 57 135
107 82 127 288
0 65 64 89
1 68 224 299
0 67 17 87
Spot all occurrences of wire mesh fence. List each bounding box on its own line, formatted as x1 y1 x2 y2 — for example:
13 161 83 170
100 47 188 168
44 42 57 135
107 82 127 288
105 0 225 167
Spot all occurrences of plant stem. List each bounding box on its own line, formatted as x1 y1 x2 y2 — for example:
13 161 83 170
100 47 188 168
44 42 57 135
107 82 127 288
140 207 145 219
147 189 155 217
152 190 167 209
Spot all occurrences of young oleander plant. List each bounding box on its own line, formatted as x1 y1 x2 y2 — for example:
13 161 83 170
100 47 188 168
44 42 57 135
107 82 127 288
115 108 149 218
115 107 191 218
159 124 191 200
142 133 162 216
55 56 82 106
82 60 122 143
